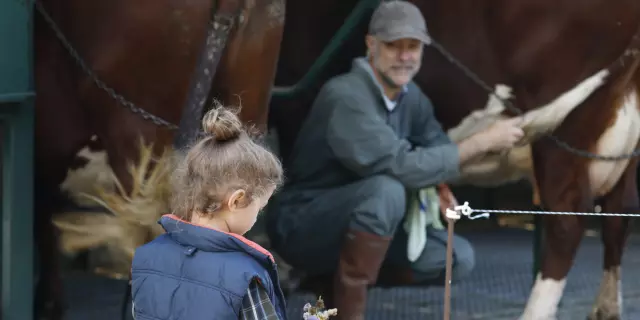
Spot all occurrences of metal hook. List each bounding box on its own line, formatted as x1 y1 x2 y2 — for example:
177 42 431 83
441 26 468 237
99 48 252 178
445 201 490 220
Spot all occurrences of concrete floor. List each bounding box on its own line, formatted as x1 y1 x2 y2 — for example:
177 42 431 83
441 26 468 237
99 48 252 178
63 228 640 320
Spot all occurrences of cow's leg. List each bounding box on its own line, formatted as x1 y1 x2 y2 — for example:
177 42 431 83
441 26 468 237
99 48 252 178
587 159 638 320
34 184 65 320
520 144 592 319
520 214 586 320
34 130 91 320
34 138 91 320
34 15 94 318
587 217 628 320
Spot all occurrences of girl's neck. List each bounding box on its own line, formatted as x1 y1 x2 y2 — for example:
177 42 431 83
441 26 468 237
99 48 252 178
191 213 231 233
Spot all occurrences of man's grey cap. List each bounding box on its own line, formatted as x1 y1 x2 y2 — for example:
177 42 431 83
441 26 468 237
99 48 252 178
369 1 431 45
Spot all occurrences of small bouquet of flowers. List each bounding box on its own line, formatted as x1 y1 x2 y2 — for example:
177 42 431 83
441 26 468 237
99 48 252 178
302 296 337 320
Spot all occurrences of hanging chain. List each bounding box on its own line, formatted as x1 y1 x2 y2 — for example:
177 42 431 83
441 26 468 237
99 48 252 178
27 0 181 129
429 32 640 161
25 0 640 157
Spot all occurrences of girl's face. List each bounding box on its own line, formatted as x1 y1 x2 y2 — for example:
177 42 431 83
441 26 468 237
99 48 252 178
226 186 275 235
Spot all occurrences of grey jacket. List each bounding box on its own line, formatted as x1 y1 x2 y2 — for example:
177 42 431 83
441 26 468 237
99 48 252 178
279 58 460 196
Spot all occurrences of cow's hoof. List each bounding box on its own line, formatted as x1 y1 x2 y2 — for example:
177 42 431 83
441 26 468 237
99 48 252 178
586 309 621 320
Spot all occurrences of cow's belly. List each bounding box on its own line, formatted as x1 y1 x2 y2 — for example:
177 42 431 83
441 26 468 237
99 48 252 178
588 88 640 197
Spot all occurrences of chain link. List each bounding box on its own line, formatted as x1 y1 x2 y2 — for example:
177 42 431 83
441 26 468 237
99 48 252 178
430 32 640 161
31 0 180 129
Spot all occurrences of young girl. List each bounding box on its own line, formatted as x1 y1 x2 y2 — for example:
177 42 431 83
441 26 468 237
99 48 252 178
131 106 287 319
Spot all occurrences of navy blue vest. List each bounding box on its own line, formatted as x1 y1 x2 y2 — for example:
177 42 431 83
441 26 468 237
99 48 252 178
132 215 287 319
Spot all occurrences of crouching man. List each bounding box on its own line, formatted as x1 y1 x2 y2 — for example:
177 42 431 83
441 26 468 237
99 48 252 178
266 1 524 318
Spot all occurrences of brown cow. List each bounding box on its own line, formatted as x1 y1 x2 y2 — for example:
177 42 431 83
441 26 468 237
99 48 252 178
33 0 285 318
270 0 640 318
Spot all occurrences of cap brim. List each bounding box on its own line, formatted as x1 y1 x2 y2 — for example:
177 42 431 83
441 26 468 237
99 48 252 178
377 30 432 45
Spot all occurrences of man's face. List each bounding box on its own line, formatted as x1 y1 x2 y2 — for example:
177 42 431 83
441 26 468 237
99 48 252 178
366 35 423 88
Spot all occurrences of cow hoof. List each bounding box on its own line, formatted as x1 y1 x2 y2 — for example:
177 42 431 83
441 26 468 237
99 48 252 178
586 310 621 320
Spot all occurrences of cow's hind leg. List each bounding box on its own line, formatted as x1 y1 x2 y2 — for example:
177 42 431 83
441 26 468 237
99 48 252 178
34 131 91 320
587 216 628 320
521 146 593 319
587 159 638 320
520 214 586 320
34 16 94 318
34 184 65 320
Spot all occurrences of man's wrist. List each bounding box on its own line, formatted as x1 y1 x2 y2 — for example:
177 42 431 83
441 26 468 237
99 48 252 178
457 134 490 164
470 131 493 153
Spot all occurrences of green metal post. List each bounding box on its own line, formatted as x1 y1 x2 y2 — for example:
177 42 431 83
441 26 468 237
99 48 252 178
271 0 382 99
0 0 35 319
1 98 35 320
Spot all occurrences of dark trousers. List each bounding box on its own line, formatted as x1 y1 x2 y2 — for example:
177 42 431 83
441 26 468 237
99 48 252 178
267 175 475 284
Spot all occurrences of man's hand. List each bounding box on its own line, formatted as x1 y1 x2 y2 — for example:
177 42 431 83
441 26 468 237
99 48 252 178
457 116 525 165
479 117 525 152
437 183 458 218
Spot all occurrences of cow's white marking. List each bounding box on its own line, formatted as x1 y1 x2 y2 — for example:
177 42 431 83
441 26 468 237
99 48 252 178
588 88 640 197
59 144 115 207
447 84 513 144
519 273 567 320
447 84 534 186
447 68 610 187
519 69 610 142
589 266 622 319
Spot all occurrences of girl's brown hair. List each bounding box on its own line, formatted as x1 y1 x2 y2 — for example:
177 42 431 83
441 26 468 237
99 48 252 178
170 105 283 220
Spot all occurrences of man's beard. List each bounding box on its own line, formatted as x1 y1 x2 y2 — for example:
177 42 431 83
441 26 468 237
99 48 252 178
377 67 403 89
372 54 418 88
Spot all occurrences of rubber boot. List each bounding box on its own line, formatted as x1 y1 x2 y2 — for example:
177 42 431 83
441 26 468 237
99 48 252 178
377 264 447 287
333 230 392 320
376 263 414 287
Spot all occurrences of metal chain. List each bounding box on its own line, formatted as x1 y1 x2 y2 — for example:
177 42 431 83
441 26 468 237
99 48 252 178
429 33 640 161
28 0 640 158
31 0 180 129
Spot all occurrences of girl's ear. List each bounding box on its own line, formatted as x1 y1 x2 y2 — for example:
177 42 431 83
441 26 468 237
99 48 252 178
227 189 247 211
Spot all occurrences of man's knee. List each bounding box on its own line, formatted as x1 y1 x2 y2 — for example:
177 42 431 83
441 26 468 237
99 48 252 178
409 233 475 283
349 175 406 236
451 236 475 282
